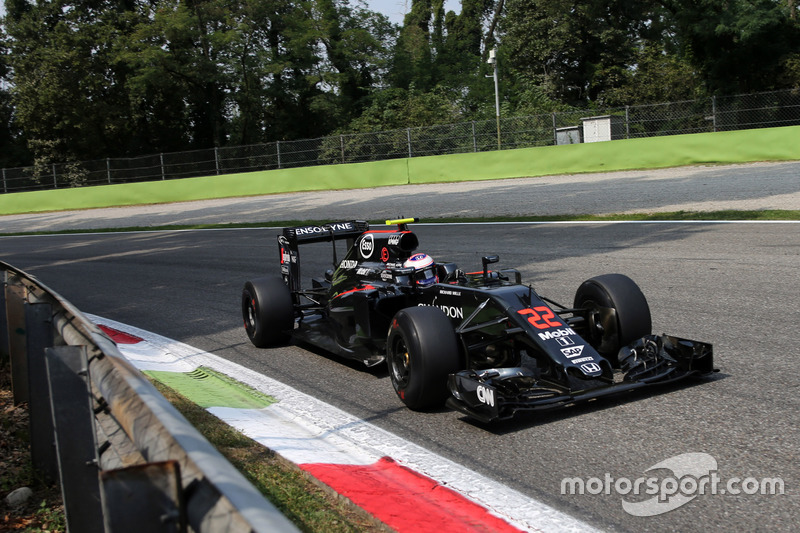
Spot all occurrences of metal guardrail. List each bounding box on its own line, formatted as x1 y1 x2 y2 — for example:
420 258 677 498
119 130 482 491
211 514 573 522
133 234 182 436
1 88 799 193
1 261 300 533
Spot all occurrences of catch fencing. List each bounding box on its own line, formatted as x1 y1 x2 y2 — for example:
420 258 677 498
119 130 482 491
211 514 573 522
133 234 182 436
1 261 299 533
2 88 799 193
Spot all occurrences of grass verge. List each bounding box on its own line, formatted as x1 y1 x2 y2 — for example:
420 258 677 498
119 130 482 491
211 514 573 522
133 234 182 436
153 381 385 533
150 380 382 533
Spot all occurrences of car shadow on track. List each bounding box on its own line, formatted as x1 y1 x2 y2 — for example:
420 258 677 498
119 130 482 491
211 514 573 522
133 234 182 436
292 339 730 434
294 340 390 378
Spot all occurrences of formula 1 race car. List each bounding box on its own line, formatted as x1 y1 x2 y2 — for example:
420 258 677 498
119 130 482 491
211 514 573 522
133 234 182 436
242 218 715 422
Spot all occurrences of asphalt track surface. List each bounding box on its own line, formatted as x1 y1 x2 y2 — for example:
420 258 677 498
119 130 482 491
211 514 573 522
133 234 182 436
2 162 799 531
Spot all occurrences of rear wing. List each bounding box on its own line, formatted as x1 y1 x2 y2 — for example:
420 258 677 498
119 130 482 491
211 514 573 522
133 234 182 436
278 220 369 292
281 220 369 246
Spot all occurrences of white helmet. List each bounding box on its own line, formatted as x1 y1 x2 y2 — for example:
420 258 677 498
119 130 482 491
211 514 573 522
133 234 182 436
403 253 438 287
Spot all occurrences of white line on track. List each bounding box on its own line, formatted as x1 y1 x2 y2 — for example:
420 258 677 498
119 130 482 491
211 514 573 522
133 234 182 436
3 219 799 238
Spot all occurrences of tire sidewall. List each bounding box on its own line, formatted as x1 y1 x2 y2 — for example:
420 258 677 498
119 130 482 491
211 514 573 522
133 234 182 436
574 273 652 358
387 306 460 410
242 277 294 347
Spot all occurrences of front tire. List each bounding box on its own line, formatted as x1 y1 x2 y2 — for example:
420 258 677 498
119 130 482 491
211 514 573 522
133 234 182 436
573 274 652 364
386 307 461 410
242 277 294 347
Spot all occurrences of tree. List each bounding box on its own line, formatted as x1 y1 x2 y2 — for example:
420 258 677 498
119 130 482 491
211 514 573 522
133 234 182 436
658 0 800 94
0 24 30 168
382 0 499 122
303 0 395 132
389 0 435 90
7 0 146 163
345 85 462 132
118 0 394 145
501 0 665 106
598 43 703 106
4 0 395 166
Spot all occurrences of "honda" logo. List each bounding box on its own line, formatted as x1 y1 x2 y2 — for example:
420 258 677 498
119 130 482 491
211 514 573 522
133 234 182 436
580 362 601 374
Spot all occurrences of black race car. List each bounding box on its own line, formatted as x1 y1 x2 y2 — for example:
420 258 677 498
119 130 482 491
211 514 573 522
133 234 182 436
242 218 715 422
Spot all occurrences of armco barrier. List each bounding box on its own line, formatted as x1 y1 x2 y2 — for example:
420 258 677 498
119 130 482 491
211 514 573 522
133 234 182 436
1 261 299 533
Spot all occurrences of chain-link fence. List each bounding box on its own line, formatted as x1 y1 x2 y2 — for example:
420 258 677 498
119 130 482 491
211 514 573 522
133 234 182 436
2 88 799 194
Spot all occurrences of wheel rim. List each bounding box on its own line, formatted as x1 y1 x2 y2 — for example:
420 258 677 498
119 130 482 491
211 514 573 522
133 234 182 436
244 296 257 334
583 299 603 341
389 336 410 389
580 296 618 355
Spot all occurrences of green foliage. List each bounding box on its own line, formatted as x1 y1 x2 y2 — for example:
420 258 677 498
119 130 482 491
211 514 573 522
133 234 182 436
598 44 705 106
501 0 671 106
662 0 800 94
347 85 461 131
0 27 30 168
318 84 463 162
387 0 493 112
501 71 568 117
0 0 798 169
3 0 395 165
6 0 139 162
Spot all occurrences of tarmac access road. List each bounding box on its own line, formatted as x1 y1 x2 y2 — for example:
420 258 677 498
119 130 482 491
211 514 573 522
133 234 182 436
1 160 799 233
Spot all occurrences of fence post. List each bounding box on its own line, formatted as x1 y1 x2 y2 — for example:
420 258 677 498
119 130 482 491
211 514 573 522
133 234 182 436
106 158 112 184
276 141 281 169
340 135 345 164
711 96 718 132
52 163 58 189
625 106 630 139
472 122 477 152
160 153 166 180
100 461 184 533
45 345 105 533
2 168 6 194
215 147 221 175
407 128 412 158
26 302 58 481
552 113 557 145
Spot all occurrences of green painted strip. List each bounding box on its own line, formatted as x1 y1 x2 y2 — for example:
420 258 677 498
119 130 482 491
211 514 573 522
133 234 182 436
144 366 277 409
0 158 410 215
406 126 800 184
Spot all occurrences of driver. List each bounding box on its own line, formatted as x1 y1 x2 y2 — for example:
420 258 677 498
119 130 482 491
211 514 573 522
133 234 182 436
403 253 438 287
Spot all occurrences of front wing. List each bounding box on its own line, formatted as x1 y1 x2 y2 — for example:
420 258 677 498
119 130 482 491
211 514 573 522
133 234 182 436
446 335 715 423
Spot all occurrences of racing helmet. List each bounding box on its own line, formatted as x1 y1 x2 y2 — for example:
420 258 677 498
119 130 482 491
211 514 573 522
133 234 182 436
403 253 438 287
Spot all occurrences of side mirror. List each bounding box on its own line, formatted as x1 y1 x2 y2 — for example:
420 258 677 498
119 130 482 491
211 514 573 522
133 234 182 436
482 255 500 280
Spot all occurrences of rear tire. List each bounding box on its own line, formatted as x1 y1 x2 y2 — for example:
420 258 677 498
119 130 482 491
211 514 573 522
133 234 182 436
574 274 651 364
386 306 460 410
242 277 294 347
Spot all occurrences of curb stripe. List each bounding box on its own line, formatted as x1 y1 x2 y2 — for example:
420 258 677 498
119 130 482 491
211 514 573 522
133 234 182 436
144 367 277 409
301 457 525 533
99 324 144 344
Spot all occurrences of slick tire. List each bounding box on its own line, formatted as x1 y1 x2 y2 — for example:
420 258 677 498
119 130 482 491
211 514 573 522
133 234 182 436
242 277 294 348
574 273 652 363
386 306 461 410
